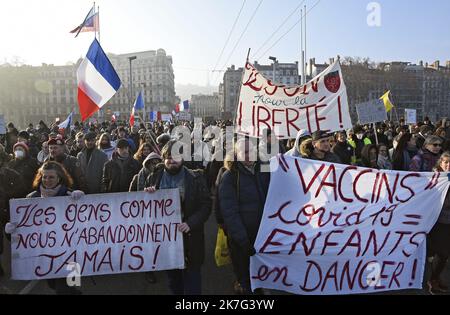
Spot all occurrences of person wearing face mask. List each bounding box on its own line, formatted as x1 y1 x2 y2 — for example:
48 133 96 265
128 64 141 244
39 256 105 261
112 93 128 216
377 143 392 170
7 142 40 194
98 133 116 160
409 136 442 172
347 127 372 165
101 139 140 193
144 140 211 295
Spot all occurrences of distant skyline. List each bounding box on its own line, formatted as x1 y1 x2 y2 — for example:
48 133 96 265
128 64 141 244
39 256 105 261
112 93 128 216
1 0 449 86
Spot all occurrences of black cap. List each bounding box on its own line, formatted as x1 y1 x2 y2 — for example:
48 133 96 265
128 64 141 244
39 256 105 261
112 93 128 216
18 130 30 140
311 130 331 142
84 132 97 141
116 139 130 149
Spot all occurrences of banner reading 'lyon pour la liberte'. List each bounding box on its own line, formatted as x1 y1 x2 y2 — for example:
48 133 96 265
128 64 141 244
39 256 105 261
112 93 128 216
9 190 184 280
236 60 352 139
250 156 449 295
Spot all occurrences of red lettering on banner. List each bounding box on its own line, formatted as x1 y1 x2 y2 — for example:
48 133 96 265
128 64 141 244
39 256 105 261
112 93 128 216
259 228 294 254
353 170 373 203
295 159 325 194
396 173 420 203
264 81 279 95
338 230 362 256
257 106 271 137
286 108 300 138
243 70 263 92
272 109 284 131
338 166 357 203
314 103 327 131
16 204 57 228
289 231 322 256
315 164 338 201
252 265 293 287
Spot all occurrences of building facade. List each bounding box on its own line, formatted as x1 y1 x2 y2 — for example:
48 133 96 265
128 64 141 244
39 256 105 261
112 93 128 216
220 60 300 119
190 93 220 119
0 48 176 129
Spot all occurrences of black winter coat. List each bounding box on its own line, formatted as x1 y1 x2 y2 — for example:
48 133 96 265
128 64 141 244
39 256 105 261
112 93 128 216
145 164 211 268
218 162 270 252
102 154 141 193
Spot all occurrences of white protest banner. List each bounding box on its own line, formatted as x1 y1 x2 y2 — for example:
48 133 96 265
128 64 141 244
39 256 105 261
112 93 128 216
356 99 388 125
236 60 352 139
0 114 5 135
177 112 192 121
250 156 449 295
405 109 417 125
161 114 172 122
9 189 184 280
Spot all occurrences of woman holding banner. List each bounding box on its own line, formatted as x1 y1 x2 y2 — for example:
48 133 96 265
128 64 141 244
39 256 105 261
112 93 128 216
427 152 450 294
5 161 84 295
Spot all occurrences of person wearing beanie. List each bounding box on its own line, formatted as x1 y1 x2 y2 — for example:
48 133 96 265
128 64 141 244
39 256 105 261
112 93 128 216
7 142 40 194
46 138 87 192
77 132 108 194
17 130 39 159
102 138 140 193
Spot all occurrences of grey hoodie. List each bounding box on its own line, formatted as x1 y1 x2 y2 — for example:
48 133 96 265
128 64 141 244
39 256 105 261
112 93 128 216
285 129 311 157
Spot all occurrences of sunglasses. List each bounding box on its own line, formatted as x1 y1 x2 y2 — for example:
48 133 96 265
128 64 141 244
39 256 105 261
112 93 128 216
431 143 442 147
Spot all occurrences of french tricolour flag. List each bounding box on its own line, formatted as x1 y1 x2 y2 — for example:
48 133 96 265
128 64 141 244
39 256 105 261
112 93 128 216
77 39 121 121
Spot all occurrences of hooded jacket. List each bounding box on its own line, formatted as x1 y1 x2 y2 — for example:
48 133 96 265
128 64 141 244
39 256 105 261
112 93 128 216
285 130 311 157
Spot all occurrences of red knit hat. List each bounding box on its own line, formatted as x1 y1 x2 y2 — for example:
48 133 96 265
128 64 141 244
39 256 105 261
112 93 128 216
13 142 29 154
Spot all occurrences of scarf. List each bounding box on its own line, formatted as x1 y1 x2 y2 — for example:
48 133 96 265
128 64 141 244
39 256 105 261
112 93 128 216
40 184 62 198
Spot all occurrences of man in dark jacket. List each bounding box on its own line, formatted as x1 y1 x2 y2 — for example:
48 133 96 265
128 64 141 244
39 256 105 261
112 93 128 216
144 140 211 295
307 131 341 163
46 138 87 192
0 166 26 277
77 132 108 194
218 137 270 294
102 139 140 193
332 131 353 165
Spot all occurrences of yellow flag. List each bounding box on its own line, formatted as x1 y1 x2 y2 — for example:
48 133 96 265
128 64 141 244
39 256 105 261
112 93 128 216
380 91 394 112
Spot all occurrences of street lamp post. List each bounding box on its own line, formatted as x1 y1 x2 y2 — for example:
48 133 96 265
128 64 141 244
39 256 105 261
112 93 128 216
269 56 277 83
128 56 137 113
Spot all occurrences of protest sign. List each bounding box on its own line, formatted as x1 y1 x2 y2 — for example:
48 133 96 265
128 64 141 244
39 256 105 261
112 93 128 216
405 109 417 125
161 114 172 122
236 60 352 139
9 189 184 280
177 112 192 121
250 156 449 295
0 115 5 135
356 99 387 125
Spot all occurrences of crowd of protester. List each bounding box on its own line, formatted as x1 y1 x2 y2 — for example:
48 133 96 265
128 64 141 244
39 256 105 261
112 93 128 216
0 115 449 295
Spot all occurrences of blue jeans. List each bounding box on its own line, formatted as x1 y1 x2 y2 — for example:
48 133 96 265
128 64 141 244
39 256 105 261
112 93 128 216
166 267 202 295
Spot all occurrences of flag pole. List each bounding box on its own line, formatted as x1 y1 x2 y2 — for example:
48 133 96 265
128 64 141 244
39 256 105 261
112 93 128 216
97 5 101 43
93 2 97 40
